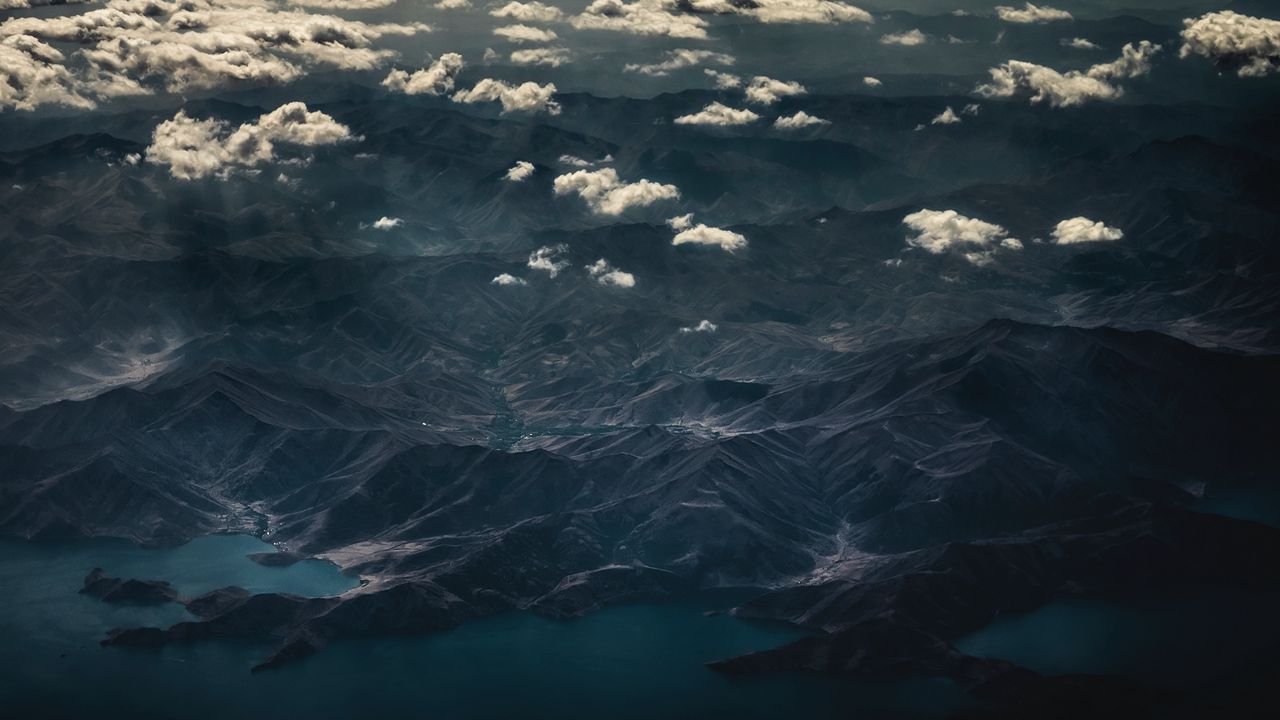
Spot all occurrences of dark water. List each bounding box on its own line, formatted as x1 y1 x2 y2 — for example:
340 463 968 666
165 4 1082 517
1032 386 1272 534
0 535 969 719
955 587 1280 689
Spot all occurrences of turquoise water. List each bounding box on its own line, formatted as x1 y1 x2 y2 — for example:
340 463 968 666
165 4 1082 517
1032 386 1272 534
0 535 969 719
955 588 1280 688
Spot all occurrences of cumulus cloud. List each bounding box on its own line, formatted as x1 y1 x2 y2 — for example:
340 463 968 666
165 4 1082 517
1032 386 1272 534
1179 11 1280 78
452 78 560 114
1062 37 1100 50
491 273 528 285
0 0 432 111
1051 217 1123 244
996 3 1072 24
672 224 747 252
554 167 680 215
666 213 694 230
881 29 926 46
571 0 709 39
902 209 1021 264
625 48 735 76
976 41 1161 107
370 216 403 229
434 0 471 8
930 106 961 125
382 52 464 96
493 24 558 43
863 75 882 87
674 102 760 126
490 1 564 23
505 160 535 182
510 47 571 66
528 244 569 277
744 75 807 104
744 0 872 25
680 319 718 333
774 110 830 129
704 69 742 88
586 258 636 288
145 101 354 180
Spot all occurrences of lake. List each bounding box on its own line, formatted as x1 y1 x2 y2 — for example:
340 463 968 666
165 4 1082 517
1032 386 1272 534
0 534 968 719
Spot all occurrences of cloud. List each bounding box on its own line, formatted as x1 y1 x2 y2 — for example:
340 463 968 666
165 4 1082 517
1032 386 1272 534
505 160 535 182
493 24 558 43
1051 217 1123 244
881 29 926 46
995 3 1072 24
586 258 636 288
902 209 1020 264
528 244 569 276
704 69 742 88
145 101 354 180
382 52 464 96
666 213 694 230
674 102 760 126
625 48 735 76
452 78 560 114
672 224 747 252
510 47 571 66
289 0 399 8
371 216 403 230
744 75 807 104
1179 11 1280 78
863 75 882 87
0 0 432 111
491 273 528 285
554 167 680 215
571 0 709 40
743 0 872 25
1062 37 1100 50
1 0 94 8
434 0 471 8
680 319 718 333
489 1 564 23
975 41 1161 107
930 106 961 125
773 110 830 129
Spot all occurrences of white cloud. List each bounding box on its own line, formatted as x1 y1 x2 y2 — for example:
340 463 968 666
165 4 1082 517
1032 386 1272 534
996 3 1072 24
1062 37 1100 50
452 78 560 114
773 110 830 129
672 224 747 252
586 258 636 288
625 48 735 76
930 106 961 125
571 0 709 40
1051 217 1123 244
493 24 558 43
491 273 528 285
902 209 1018 262
962 103 980 115
744 0 872 25
744 75 807 105
1179 11 1280 78
704 69 742 89
880 29 926 46
975 41 1161 107
510 47 571 66
554 167 680 215
863 75 882 87
674 102 760 126
0 0 432 111
505 160 535 182
372 216 403 230
680 319 718 333
382 52 464 96
490 2 564 23
528 244 569 277
666 213 694 230
434 0 471 8
145 101 354 180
